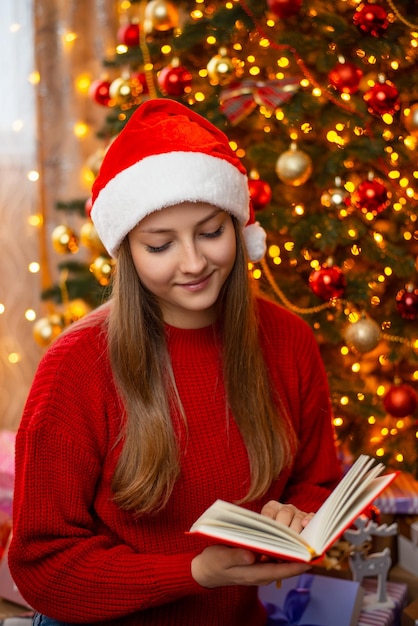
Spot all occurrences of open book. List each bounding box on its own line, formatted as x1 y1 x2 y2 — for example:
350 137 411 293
189 454 397 563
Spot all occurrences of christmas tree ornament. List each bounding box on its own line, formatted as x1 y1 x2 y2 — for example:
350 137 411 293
207 49 237 87
86 148 106 179
51 225 79 255
396 284 418 320
220 77 299 125
80 222 106 254
248 178 272 211
344 317 381 354
109 76 133 106
320 177 350 209
328 60 363 94
117 22 140 47
353 3 388 37
383 381 418 418
65 299 91 324
351 175 390 215
90 256 116 286
33 314 65 348
143 0 179 34
309 265 346 300
364 77 400 116
157 63 192 97
267 0 302 19
404 103 418 137
275 143 313 187
88 79 111 106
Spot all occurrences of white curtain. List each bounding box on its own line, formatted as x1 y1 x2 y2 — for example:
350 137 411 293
0 0 41 430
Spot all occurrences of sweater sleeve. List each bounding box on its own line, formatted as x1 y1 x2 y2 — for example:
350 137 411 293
9 330 204 623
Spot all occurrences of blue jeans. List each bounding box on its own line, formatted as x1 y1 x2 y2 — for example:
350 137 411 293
33 614 80 626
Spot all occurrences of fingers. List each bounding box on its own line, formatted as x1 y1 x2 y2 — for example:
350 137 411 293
192 544 312 589
261 501 314 533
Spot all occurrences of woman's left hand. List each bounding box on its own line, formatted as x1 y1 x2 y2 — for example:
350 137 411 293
260 501 314 533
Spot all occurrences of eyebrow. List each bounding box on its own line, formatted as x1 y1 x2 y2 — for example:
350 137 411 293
137 208 223 234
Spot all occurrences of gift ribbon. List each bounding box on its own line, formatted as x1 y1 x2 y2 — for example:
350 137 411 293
264 574 323 626
220 78 299 125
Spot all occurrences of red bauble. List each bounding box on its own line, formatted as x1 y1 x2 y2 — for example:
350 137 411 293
364 81 400 116
353 3 388 37
88 79 111 106
328 61 363 94
267 0 302 19
352 179 390 215
383 383 418 418
248 179 272 211
157 65 192 97
396 286 418 320
309 266 346 300
117 23 140 47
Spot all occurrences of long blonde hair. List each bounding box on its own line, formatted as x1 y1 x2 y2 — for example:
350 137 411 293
107 217 297 514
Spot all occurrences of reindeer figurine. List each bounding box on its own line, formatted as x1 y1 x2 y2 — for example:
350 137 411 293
343 515 398 609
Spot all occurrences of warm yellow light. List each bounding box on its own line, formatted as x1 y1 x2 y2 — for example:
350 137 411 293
334 417 343 427
341 346 349 355
352 363 360 373
277 57 290 68
268 245 280 257
28 214 42 226
74 122 88 139
376 385 386 397
63 32 77 43
368 416 376 424
249 66 261 76
76 73 91 94
161 45 171 54
294 204 305 215
376 448 385 456
8 353 20 364
206 36 217 44
340 396 349 406
253 269 262 280
284 241 295 251
28 262 40 273
259 38 270 48
312 87 322 97
29 71 40 85
195 91 205 102
25 309 37 322
0 303 5 315
27 170 39 182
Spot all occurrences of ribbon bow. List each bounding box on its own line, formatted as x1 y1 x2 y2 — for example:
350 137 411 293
220 77 299 125
264 574 322 626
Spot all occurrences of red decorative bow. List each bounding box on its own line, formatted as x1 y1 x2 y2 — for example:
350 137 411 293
220 77 299 125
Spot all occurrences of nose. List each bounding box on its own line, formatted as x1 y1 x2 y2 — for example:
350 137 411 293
178 240 208 274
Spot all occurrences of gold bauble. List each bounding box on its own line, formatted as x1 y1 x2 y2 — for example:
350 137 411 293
275 143 313 186
404 103 418 137
86 148 106 178
144 0 179 33
344 317 381 354
80 221 106 254
51 224 79 254
109 76 132 106
33 314 65 347
65 299 91 324
207 51 236 86
90 256 116 286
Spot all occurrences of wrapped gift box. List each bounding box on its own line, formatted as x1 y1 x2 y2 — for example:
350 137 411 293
374 472 418 515
258 572 364 626
357 579 408 626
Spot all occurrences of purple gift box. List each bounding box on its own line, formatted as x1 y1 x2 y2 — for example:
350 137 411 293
258 573 364 626
374 472 418 515
357 579 408 626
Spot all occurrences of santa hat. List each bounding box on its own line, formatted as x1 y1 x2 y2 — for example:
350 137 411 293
91 98 266 261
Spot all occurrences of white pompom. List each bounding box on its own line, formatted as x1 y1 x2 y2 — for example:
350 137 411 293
243 222 267 262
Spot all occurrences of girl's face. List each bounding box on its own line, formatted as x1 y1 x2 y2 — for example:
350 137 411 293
128 202 237 328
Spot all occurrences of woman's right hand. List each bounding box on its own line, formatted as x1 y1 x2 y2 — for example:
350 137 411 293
191 544 310 588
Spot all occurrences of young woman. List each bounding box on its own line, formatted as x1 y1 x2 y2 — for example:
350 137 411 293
9 99 341 626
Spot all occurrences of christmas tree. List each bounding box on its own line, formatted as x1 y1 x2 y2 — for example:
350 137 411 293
37 0 418 474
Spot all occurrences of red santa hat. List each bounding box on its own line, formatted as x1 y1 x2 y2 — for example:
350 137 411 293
91 98 266 261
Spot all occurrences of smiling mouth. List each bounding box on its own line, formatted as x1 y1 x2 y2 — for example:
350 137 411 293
179 273 213 291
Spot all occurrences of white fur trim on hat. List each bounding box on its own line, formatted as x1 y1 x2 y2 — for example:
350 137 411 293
91 150 250 258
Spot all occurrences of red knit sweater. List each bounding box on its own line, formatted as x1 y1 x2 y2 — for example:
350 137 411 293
9 297 341 625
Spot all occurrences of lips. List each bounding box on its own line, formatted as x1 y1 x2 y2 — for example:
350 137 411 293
178 273 213 292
